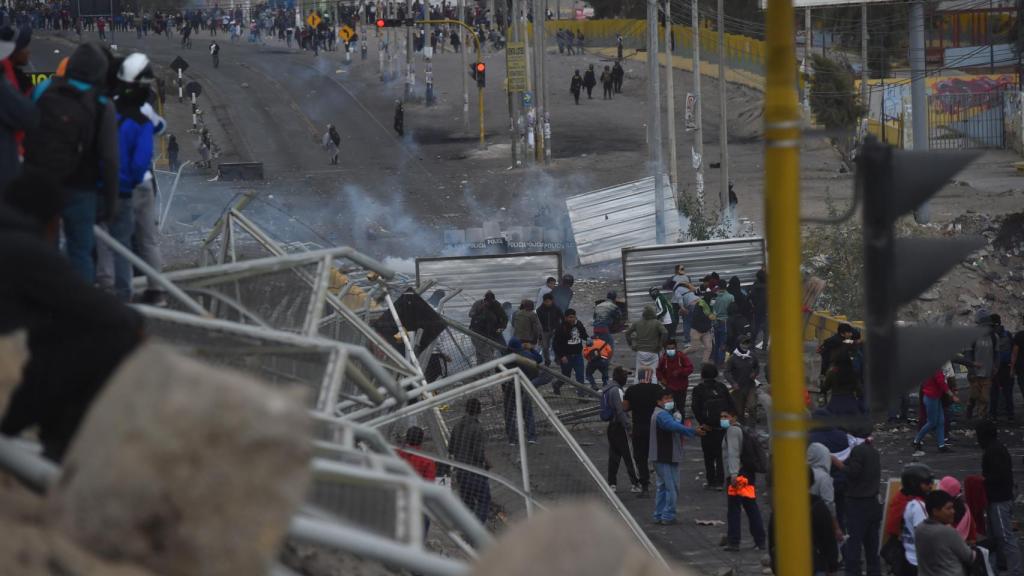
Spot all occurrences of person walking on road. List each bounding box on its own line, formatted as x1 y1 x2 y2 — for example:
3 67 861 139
612 60 625 93
600 65 613 99
569 69 582 104
393 100 404 136
209 40 219 67
692 364 734 490
725 335 760 427
583 64 596 99
649 387 704 525
167 134 179 171
722 407 767 552
602 366 640 494
623 373 661 498
322 123 340 165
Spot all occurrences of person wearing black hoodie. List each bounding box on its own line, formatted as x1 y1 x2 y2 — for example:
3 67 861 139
0 201 143 461
770 467 840 576
749 269 768 348
976 420 1022 575
691 363 735 489
552 308 588 396
726 276 752 323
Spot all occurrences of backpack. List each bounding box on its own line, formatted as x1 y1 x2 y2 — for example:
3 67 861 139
739 427 769 474
691 301 712 333
599 387 616 422
23 78 100 186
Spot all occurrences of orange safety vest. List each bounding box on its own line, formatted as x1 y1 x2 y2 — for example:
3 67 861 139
583 338 612 361
727 474 756 499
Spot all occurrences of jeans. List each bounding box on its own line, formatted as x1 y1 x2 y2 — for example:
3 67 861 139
914 395 945 448
653 462 680 521
61 190 98 284
713 322 728 365
96 181 163 300
607 422 638 486
727 493 767 547
988 500 1023 576
455 470 491 524
844 496 882 576
680 303 694 344
558 353 584 396
701 428 725 486
540 330 553 365
503 383 537 443
586 357 609 389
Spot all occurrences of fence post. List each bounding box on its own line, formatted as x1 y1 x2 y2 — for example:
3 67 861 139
514 376 534 517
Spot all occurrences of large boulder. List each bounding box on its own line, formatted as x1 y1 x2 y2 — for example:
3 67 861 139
48 343 311 576
469 501 697 576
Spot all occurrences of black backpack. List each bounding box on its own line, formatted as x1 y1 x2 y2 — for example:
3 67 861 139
739 427 769 474
23 78 100 186
691 301 712 333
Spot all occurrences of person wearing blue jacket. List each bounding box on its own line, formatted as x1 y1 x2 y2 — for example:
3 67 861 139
98 53 156 301
649 388 705 524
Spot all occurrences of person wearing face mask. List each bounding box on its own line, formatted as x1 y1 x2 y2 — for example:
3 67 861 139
721 408 767 551
692 364 734 490
656 339 693 417
649 388 705 525
725 335 760 427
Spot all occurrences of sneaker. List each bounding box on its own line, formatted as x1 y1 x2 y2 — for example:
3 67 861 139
527 439 537 445
610 484 618 493
912 450 926 457
630 483 642 493
938 445 953 453
912 441 923 452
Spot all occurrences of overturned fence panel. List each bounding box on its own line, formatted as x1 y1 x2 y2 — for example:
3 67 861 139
621 238 766 321
415 253 562 324
566 176 679 266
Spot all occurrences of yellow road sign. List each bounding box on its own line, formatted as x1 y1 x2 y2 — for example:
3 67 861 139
307 12 322 28
339 25 354 42
506 42 527 92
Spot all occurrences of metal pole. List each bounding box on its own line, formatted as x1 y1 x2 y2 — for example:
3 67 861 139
532 0 546 163
459 0 469 130
692 0 705 217
861 3 868 108
664 0 678 194
764 0 811 572
989 0 995 73
405 0 413 100
910 0 929 223
522 3 534 164
803 8 810 115
648 0 665 244
717 0 729 220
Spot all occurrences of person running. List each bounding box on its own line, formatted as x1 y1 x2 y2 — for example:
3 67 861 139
912 370 957 456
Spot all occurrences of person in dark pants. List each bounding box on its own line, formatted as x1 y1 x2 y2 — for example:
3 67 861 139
623 374 662 498
393 100 404 136
839 437 882 576
449 398 491 524
167 134 180 171
582 64 596 99
600 65 613 99
569 69 582 104
603 367 640 493
691 364 734 490
552 308 588 396
722 407 767 551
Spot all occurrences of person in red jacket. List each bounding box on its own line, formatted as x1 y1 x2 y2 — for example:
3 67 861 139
396 426 436 540
657 339 694 417
912 370 958 455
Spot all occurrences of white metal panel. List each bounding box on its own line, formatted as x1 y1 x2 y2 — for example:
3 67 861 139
566 176 680 266
621 238 766 322
415 253 563 323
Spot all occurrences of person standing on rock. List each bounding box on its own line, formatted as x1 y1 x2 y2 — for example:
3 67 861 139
569 69 582 105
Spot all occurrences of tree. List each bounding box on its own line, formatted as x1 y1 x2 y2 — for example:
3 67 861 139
808 53 863 131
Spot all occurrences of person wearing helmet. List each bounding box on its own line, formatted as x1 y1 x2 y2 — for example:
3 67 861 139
96 52 163 302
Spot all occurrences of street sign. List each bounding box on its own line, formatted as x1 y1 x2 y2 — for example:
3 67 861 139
186 81 202 97
170 56 189 73
506 42 527 92
522 91 532 108
684 92 696 131
307 12 322 28
338 24 354 42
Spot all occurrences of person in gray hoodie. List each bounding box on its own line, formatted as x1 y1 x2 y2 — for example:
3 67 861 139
807 442 836 517
625 305 668 384
511 299 543 345
602 366 640 493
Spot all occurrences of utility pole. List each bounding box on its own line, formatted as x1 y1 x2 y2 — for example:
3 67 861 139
664 0 678 193
510 0 522 166
764 0 812 572
459 0 469 130
647 0 665 243
522 3 534 164
803 7 810 115
533 0 547 163
861 3 868 108
691 0 704 216
717 0 729 220
909 0 929 223
405 0 414 100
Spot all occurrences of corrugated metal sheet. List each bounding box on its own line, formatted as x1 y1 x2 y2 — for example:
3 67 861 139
415 253 563 323
622 238 766 321
566 176 679 265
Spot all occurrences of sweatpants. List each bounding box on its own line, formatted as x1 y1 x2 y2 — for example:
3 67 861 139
632 428 651 489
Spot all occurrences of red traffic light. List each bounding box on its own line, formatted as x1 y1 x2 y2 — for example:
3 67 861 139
475 62 485 73
376 18 385 28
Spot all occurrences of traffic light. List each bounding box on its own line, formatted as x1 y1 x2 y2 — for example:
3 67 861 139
376 18 414 27
859 136 986 414
474 62 485 88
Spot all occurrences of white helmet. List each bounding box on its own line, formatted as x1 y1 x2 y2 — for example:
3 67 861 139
118 52 154 84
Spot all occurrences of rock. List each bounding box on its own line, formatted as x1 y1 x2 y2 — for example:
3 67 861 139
469 502 698 576
919 289 940 302
0 329 29 416
49 344 311 576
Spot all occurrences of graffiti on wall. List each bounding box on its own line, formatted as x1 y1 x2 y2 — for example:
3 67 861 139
863 74 1018 120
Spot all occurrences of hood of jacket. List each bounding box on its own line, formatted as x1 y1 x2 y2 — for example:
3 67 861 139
67 42 108 86
807 442 831 473
642 305 656 320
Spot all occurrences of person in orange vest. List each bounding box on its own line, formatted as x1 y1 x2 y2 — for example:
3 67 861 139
721 407 766 551
583 336 613 390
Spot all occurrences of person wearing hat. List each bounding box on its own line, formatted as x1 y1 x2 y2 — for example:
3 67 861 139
0 25 37 192
592 290 621 339
649 387 705 525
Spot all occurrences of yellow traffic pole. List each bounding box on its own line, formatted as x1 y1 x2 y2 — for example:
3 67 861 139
764 0 811 574
417 18 485 148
